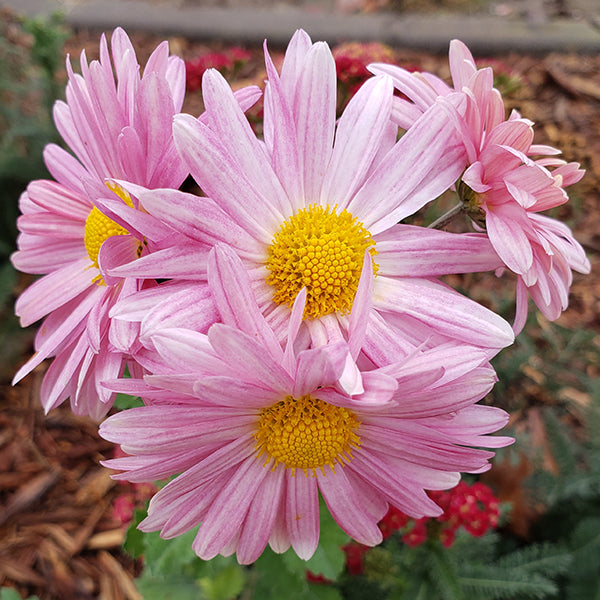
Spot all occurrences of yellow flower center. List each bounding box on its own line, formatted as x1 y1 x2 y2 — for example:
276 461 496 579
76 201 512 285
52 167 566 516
255 394 361 476
83 182 136 285
265 204 377 319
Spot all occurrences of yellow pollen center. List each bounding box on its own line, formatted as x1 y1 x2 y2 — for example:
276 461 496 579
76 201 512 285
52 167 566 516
265 204 377 319
254 394 361 477
83 183 137 285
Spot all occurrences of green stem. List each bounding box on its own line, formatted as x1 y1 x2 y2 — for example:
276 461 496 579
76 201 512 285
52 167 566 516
428 203 464 230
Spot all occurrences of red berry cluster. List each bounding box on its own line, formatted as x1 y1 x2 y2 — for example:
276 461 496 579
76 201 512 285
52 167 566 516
332 42 396 85
331 41 421 102
185 47 252 92
311 483 500 581
381 481 500 549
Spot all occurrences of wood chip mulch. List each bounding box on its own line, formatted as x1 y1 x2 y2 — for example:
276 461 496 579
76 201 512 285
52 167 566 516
0 366 142 600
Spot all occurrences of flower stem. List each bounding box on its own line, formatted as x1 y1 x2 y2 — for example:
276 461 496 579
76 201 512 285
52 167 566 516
428 203 464 230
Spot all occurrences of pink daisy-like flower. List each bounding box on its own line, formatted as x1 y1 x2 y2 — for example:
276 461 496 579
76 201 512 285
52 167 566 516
99 244 511 564
370 40 591 331
107 30 514 356
10 28 191 418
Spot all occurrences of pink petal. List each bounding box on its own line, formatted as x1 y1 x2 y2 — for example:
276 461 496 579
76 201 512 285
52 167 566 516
193 458 269 560
293 42 336 205
15 258 95 326
372 276 514 350
236 466 286 564
319 467 382 546
375 225 503 277
286 473 320 560
321 75 393 209
485 205 534 275
348 99 467 234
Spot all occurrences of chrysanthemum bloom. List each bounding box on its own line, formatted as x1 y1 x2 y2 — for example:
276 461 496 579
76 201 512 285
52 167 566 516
10 28 191 418
370 40 590 332
108 30 513 355
99 245 511 564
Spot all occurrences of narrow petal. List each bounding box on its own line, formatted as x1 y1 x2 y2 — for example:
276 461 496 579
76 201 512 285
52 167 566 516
373 276 514 350
319 468 383 546
286 474 320 560
375 224 503 277
321 75 393 208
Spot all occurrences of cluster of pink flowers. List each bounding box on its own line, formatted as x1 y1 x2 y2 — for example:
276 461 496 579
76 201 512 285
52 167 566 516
185 46 252 92
11 27 588 564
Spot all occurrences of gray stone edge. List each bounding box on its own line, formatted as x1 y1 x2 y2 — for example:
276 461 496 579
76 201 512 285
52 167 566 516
2 0 600 54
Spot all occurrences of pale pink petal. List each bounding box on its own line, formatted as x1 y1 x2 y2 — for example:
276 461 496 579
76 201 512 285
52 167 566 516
286 474 319 560
448 39 477 90
236 466 285 564
202 69 291 218
372 276 514 350
193 458 269 560
208 324 293 393
485 204 534 275
321 75 393 209
348 99 467 234
375 225 503 277
318 467 382 546
209 245 282 360
135 187 263 259
294 42 336 205
15 258 95 326
173 114 276 243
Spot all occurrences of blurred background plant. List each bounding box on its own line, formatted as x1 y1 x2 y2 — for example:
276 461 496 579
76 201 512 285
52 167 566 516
0 9 68 380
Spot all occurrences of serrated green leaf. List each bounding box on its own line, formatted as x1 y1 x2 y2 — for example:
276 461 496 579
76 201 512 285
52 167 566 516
495 542 572 578
142 528 199 577
460 566 558 599
428 545 463 600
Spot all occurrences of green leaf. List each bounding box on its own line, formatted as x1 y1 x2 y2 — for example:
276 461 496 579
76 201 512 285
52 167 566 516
135 573 202 600
495 542 572 578
198 563 245 600
113 393 145 410
307 584 343 600
142 528 200 577
0 589 39 600
252 547 306 599
123 508 148 559
460 566 558 599
428 545 463 600
252 547 340 600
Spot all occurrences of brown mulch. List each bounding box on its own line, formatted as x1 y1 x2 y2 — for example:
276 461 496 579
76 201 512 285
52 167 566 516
1 24 600 600
0 366 142 600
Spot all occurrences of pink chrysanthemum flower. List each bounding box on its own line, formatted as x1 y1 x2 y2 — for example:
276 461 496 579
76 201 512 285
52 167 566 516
370 40 591 332
10 28 189 419
99 244 511 564
108 30 513 355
